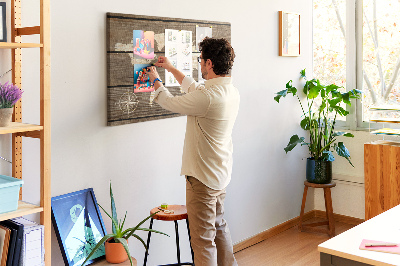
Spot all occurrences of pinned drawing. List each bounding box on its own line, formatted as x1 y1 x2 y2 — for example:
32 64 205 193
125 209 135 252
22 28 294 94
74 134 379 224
165 29 192 87
196 26 212 52
117 92 139 114
133 30 155 59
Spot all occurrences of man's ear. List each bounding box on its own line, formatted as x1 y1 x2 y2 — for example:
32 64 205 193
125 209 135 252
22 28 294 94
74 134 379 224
206 59 213 69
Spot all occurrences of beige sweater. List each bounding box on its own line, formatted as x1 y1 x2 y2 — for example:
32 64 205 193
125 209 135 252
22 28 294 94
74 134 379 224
154 76 240 190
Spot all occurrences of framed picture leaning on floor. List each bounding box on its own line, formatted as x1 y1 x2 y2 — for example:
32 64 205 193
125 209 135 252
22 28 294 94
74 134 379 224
51 188 107 266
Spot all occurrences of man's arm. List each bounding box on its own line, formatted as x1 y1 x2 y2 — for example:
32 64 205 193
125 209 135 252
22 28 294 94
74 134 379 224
154 56 185 85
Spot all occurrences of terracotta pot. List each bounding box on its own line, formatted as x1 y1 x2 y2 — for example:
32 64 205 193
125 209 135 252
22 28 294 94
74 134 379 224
105 238 128 264
0 108 13 127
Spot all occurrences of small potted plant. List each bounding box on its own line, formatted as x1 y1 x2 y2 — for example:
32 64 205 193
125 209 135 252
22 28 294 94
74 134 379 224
82 183 168 266
274 69 362 183
0 82 23 127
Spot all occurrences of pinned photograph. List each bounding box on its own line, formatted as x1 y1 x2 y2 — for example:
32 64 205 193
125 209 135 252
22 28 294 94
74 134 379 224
133 30 155 59
133 64 154 93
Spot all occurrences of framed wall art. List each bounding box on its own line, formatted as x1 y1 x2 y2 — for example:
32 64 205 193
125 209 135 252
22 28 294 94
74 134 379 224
0 2 6 42
279 11 300 56
51 188 107 266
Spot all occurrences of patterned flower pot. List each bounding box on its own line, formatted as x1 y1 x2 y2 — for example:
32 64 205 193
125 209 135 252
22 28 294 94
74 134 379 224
306 158 332 184
105 238 128 264
0 108 13 127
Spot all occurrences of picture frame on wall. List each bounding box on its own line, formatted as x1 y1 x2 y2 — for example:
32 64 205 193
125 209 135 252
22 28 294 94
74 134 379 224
51 188 107 266
279 11 300 56
0 2 6 42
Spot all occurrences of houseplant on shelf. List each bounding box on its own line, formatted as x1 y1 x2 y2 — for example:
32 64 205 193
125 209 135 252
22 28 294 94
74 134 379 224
81 183 168 266
0 82 23 127
274 69 362 184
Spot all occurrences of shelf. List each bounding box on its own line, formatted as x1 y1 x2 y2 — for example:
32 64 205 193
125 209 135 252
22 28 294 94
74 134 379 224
0 122 42 134
369 105 400 111
369 118 400 123
370 128 400 136
0 201 43 221
0 42 43 49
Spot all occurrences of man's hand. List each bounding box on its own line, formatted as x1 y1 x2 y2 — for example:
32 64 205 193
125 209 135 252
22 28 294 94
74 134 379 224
154 56 175 72
143 66 160 83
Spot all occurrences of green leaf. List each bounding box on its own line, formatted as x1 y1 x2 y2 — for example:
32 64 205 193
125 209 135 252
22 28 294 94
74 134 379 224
274 89 288 103
341 92 351 105
300 69 306 78
110 182 118 234
321 151 335 162
308 85 320 99
343 133 354 137
335 142 354 167
131 234 148 250
81 234 114 266
114 238 133 266
328 97 342 108
98 204 120 236
300 117 310 130
284 135 305 153
325 84 339 94
123 211 160 239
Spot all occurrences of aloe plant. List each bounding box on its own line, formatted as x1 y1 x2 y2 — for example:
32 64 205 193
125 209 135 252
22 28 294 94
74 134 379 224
274 69 362 166
81 183 168 266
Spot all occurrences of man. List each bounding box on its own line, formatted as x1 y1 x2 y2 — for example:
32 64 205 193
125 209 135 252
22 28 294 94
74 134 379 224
144 37 239 266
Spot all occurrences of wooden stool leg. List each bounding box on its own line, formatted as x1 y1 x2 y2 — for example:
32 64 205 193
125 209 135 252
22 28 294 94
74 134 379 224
298 185 309 231
324 188 335 237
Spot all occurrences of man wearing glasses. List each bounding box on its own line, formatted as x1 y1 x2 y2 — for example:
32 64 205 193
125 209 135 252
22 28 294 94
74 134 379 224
144 37 239 266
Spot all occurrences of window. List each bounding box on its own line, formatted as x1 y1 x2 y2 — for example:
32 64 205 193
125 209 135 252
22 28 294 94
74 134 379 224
313 0 400 130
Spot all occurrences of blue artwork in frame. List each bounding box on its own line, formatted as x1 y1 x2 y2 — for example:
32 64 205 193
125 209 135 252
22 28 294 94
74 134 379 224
51 188 107 266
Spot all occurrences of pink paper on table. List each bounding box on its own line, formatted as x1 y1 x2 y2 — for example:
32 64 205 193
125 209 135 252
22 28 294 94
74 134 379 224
359 239 400 255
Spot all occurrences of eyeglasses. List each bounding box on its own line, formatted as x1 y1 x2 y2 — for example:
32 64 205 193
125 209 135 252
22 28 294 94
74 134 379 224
197 56 203 63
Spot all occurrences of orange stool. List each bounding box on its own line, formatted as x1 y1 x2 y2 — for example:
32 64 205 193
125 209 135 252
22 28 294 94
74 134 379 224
298 181 336 237
143 205 194 266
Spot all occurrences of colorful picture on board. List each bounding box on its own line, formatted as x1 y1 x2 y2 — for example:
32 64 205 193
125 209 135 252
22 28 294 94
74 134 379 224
133 64 154 93
133 30 155 59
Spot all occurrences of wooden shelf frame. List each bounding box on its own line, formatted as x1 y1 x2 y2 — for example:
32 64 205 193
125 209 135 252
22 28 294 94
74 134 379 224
0 0 51 265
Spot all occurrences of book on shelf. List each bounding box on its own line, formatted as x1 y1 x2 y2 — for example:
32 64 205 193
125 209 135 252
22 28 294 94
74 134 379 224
11 217 44 266
0 225 11 266
0 220 23 266
0 222 16 266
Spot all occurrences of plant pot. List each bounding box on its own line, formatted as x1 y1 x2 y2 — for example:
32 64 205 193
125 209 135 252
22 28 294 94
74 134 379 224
105 238 128 264
306 158 332 184
0 108 13 127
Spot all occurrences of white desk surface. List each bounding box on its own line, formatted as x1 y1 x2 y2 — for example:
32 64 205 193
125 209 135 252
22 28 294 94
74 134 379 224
318 205 400 266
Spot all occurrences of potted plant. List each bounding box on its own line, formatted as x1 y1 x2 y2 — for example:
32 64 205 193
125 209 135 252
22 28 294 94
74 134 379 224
274 69 362 184
82 183 168 266
0 82 23 127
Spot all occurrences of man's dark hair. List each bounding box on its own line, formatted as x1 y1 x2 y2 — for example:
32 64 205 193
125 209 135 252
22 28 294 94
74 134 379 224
199 37 235 75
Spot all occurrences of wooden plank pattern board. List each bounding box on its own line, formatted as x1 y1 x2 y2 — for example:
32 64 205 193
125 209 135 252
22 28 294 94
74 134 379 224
106 13 231 126
364 141 400 220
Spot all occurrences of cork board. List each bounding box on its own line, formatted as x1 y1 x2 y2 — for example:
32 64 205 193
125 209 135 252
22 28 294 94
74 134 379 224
106 13 231 126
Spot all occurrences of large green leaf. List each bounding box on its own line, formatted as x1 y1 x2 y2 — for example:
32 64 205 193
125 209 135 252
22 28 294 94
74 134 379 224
321 151 335 162
98 204 120 237
284 135 305 153
325 84 340 94
308 85 321 99
110 182 118 234
335 142 354 167
274 89 288 103
341 92 351 105
300 117 310 130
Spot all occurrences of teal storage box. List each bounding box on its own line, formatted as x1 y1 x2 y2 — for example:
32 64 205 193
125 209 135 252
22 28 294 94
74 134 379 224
0 175 24 214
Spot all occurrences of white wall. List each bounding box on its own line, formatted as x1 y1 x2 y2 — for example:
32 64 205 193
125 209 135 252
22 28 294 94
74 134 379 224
0 0 315 265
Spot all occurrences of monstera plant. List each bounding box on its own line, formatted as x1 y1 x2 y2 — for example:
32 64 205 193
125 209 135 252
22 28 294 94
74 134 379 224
274 69 362 183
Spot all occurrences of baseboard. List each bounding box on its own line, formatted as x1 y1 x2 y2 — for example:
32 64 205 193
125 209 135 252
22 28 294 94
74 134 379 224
233 210 365 253
314 210 364 226
233 210 315 253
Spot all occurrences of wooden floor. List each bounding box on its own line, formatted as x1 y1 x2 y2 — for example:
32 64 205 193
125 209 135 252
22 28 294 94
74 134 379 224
234 217 354 266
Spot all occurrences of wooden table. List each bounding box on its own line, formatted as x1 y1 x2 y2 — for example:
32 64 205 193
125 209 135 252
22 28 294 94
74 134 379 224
91 257 137 266
318 204 400 265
